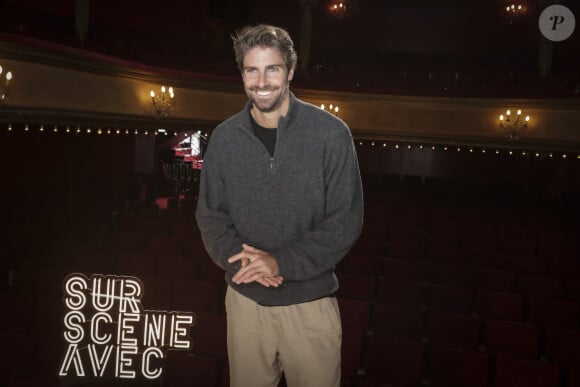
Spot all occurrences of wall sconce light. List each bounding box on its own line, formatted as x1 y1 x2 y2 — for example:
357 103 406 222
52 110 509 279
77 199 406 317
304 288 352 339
150 86 174 118
329 1 348 18
499 108 530 141
0 65 13 102
320 103 339 116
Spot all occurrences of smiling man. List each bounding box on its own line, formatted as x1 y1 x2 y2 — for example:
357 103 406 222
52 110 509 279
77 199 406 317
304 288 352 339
195 24 364 387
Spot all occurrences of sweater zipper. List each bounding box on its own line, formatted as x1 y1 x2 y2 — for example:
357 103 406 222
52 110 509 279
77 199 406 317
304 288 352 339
269 157 275 174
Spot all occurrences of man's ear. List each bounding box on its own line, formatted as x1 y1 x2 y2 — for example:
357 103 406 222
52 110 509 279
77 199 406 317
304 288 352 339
287 65 295 82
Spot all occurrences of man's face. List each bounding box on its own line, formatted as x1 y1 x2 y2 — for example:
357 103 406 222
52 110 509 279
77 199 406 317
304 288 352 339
241 46 295 114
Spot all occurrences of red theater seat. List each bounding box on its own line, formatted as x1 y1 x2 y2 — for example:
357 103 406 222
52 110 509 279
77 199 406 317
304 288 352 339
337 297 372 331
377 278 424 307
140 276 173 310
0 292 36 333
172 280 223 315
364 336 425 386
426 310 480 350
372 303 425 340
0 332 35 384
494 355 559 387
115 251 157 278
469 267 516 292
425 283 474 314
424 262 470 287
517 273 564 299
474 290 525 322
157 255 198 281
164 351 220 387
481 319 540 360
427 346 489 387
383 258 425 281
191 311 228 360
543 328 580 369
528 296 579 330
336 272 377 301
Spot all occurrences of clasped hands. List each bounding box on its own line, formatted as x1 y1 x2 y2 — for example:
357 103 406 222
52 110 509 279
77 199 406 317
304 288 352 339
228 243 284 287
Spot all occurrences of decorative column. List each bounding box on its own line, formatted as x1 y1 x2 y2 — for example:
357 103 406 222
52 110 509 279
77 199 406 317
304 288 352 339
298 0 319 71
75 0 90 44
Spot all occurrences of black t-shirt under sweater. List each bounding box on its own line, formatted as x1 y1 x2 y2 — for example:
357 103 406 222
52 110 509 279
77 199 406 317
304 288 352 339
250 112 277 157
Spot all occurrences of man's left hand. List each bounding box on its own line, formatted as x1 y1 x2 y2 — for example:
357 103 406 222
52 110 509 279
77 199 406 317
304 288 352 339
228 244 283 286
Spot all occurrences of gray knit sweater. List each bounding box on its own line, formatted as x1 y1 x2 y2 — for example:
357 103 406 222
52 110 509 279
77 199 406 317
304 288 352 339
195 93 364 306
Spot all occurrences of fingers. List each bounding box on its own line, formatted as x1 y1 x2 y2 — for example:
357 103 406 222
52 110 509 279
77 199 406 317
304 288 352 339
227 250 246 264
242 243 264 254
256 276 284 288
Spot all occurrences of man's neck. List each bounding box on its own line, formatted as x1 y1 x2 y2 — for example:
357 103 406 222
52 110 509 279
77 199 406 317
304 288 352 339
251 96 291 129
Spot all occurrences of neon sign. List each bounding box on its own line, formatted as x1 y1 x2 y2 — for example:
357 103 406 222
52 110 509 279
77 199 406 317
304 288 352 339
59 273 195 381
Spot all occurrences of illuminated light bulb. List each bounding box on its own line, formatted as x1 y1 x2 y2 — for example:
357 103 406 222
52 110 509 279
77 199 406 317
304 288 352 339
320 104 325 110
525 116 530 122
506 110 511 116
334 106 339 113
517 109 522 115
97 128 103 135
116 129 120 134
66 126 70 133
134 129 139 135
395 144 399 149
562 154 567 159
150 90 155 98
53 126 58 133
39 125 44 132
25 125 29 132
6 71 12 81
87 128 91 134
499 114 504 121
408 145 412 149
383 143 387 147
161 86 166 93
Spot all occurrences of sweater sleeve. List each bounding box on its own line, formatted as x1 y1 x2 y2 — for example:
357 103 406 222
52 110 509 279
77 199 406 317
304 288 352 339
195 129 246 272
272 126 364 282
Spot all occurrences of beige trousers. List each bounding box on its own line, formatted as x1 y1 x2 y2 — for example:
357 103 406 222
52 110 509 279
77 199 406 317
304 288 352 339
225 286 342 387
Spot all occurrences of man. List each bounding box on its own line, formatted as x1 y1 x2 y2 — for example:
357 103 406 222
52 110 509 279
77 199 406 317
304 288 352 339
195 24 363 387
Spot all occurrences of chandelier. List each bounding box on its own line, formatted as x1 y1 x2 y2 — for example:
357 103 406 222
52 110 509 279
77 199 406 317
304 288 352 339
329 1 347 18
499 109 530 141
150 86 175 117
506 3 526 15
505 3 527 23
0 65 13 102
320 103 339 116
